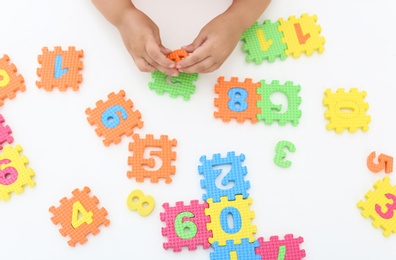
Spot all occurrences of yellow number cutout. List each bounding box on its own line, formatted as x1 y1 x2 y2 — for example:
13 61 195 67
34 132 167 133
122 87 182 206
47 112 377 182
71 201 93 228
127 189 155 216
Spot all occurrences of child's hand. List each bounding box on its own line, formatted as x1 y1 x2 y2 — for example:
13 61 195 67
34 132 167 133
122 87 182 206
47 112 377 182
116 8 178 76
176 13 243 74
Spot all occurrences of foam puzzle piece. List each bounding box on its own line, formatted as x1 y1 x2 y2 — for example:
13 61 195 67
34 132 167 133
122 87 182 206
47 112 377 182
0 145 35 201
160 200 212 252
128 134 177 183
198 151 250 202
274 140 296 168
357 177 396 236
323 88 371 133
166 49 189 63
214 76 261 123
36 46 83 91
49 186 110 246
0 114 13 150
255 234 306 259
148 70 198 100
257 80 302 126
126 189 155 216
0 54 26 106
241 20 287 64
86 90 143 146
278 14 325 58
367 151 393 174
205 195 256 246
210 238 261 260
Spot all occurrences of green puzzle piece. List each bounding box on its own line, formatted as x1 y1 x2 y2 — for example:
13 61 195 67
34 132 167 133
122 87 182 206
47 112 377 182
148 70 199 101
241 20 287 64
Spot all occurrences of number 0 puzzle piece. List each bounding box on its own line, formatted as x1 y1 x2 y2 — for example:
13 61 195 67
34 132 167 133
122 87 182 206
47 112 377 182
49 187 110 246
214 76 261 123
127 134 177 183
0 145 35 201
323 88 371 133
278 14 325 58
0 55 26 106
0 114 13 150
86 90 143 146
367 151 393 174
36 46 83 91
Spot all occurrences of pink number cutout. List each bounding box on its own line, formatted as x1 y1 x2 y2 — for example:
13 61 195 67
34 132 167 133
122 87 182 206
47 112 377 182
0 159 18 185
375 193 396 219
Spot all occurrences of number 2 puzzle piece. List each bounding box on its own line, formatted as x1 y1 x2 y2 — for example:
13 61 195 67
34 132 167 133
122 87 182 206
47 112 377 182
214 76 261 123
210 238 261 260
255 234 306 260
241 20 287 64
127 134 177 183
148 70 198 100
323 88 371 133
49 186 110 246
357 177 396 236
257 80 302 126
86 90 143 146
160 200 212 252
0 54 26 106
0 145 35 201
0 114 13 150
36 46 83 91
278 14 325 58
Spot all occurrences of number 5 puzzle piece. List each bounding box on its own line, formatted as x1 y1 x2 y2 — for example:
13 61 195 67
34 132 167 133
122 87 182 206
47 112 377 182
0 55 26 106
367 151 393 174
49 187 110 246
86 90 143 146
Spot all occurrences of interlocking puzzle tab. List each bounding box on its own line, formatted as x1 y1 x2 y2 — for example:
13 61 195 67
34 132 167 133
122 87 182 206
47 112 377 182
0 54 26 106
241 20 287 64
160 200 212 251
0 145 35 201
36 46 84 91
0 114 13 150
278 14 325 58
127 134 177 183
214 76 261 123
210 238 260 260
126 189 155 216
257 80 302 126
274 140 296 168
323 88 371 133
357 177 396 236
255 234 306 260
86 90 143 146
367 151 393 174
49 186 110 246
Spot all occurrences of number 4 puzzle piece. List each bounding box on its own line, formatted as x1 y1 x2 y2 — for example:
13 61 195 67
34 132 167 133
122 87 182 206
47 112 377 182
49 186 110 246
0 54 26 106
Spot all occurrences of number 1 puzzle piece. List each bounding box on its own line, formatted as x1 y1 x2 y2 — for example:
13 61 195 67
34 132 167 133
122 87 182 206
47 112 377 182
0 55 26 106
367 151 393 174
214 76 261 123
49 186 110 246
0 114 13 150
86 90 143 146
127 134 177 183
278 14 325 58
255 234 306 260
241 20 287 64
36 46 83 91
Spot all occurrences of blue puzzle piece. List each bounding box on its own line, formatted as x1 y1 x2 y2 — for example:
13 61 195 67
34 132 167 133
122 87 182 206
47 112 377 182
210 238 261 260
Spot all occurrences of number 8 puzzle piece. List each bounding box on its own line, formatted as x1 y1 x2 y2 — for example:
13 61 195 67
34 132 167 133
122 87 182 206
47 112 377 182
86 90 143 146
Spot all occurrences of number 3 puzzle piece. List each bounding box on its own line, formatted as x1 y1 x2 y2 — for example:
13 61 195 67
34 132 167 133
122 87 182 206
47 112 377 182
274 140 296 168
86 90 143 146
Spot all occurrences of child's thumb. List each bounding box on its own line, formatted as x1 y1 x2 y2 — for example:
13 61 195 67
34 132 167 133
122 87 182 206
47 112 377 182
182 34 206 53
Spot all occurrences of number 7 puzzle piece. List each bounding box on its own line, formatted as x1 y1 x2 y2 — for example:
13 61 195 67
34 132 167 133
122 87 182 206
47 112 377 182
86 90 143 146
0 55 26 106
49 186 110 246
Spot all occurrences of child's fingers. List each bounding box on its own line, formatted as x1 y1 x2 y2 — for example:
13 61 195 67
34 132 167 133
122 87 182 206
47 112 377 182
177 45 209 70
179 56 217 74
146 41 175 69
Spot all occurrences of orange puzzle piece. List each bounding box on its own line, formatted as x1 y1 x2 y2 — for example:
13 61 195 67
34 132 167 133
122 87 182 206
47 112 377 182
128 134 177 183
367 151 393 174
166 49 189 63
36 46 83 91
86 90 144 146
0 55 26 106
49 187 110 247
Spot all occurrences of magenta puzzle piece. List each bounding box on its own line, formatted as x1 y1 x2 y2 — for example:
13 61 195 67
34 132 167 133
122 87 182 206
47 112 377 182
0 114 13 150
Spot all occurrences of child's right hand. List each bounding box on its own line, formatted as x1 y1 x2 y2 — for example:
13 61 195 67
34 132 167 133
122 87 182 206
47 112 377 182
116 8 178 76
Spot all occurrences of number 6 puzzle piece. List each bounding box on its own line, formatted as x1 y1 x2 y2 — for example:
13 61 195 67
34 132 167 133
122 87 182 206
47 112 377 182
0 54 26 106
86 90 143 146
127 134 177 183
49 186 110 246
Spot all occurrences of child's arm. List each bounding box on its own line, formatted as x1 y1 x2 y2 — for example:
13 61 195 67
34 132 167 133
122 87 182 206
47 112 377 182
92 0 178 76
177 0 271 73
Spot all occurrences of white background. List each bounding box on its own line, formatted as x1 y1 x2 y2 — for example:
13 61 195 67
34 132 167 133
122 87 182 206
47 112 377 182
1 0 396 259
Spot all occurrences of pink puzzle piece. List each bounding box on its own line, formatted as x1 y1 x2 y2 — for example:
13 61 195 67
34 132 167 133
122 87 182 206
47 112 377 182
0 114 13 150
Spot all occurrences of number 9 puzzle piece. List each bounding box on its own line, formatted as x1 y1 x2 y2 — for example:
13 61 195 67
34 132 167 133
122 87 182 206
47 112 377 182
86 90 143 146
0 55 26 106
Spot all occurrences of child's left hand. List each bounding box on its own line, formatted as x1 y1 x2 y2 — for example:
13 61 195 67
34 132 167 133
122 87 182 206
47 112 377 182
176 12 244 73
